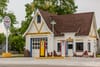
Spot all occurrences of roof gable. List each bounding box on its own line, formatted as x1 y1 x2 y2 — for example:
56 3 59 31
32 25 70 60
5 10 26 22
23 9 52 36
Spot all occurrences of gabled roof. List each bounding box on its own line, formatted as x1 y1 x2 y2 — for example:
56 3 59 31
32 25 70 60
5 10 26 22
39 9 94 36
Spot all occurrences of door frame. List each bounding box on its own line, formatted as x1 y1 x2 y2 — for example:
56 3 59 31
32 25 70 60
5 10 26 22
65 42 68 56
66 42 73 56
30 38 32 57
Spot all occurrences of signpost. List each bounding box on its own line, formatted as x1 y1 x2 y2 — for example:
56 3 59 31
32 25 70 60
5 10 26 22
3 16 11 53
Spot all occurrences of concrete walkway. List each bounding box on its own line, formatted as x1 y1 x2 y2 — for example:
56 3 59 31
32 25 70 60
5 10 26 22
0 57 100 66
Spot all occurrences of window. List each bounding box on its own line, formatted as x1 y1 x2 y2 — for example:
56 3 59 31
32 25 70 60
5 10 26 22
32 37 48 49
76 42 83 52
57 43 61 52
37 15 41 23
88 42 91 52
68 44 73 49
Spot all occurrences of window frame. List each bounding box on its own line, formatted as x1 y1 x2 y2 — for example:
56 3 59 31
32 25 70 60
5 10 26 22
88 42 91 52
57 42 61 52
37 15 41 23
32 37 48 49
76 42 84 52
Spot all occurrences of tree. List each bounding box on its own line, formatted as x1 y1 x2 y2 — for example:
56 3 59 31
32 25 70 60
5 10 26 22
0 0 17 26
25 0 77 19
0 0 8 17
0 0 24 53
98 28 100 37
9 33 25 53
32 0 77 14
0 33 6 45
20 0 77 34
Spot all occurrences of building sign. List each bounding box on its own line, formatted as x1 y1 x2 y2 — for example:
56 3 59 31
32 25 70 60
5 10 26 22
3 16 11 29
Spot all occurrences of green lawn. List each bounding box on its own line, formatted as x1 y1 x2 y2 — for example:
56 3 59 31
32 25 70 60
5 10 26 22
96 55 100 57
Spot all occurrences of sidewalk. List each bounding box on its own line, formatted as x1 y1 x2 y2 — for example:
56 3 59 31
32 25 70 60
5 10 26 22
0 57 100 66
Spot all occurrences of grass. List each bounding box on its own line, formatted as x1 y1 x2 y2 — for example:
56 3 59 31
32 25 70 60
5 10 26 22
12 54 24 57
96 54 100 57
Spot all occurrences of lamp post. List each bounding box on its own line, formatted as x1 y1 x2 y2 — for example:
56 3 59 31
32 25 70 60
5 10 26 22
50 20 56 57
50 20 56 33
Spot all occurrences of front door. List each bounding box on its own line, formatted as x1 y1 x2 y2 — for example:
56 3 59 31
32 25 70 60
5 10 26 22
66 42 73 56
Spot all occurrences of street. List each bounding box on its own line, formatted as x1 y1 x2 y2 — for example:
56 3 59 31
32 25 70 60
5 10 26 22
0 57 100 67
0 64 98 67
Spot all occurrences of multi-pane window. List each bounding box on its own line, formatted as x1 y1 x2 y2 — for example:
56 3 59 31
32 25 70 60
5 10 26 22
57 43 61 52
76 42 83 52
88 42 91 52
32 37 48 49
37 15 41 23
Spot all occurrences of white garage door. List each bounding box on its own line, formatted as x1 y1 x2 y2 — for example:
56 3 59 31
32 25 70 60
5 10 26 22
31 37 48 57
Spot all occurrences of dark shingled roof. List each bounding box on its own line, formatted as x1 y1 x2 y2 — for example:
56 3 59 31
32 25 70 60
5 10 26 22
39 9 94 36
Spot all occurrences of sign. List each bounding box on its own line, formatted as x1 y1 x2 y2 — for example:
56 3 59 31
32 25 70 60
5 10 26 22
3 16 11 29
3 16 11 53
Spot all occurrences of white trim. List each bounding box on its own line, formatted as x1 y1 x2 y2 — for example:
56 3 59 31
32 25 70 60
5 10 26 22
23 9 38 37
93 15 100 39
89 14 99 39
38 10 52 33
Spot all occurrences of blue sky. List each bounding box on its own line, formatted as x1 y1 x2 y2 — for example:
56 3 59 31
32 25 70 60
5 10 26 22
6 0 100 29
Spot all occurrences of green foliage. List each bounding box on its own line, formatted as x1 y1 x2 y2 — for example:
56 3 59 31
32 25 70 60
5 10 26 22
5 12 17 26
0 0 17 26
19 18 32 34
0 33 6 45
8 26 25 53
9 34 25 53
0 0 9 16
98 28 100 37
0 0 24 53
32 0 77 15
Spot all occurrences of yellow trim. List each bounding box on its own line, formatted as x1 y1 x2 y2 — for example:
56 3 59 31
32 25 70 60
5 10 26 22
66 37 73 42
75 39 83 41
38 22 44 33
26 32 51 35
89 35 97 38
33 22 39 32
33 21 44 33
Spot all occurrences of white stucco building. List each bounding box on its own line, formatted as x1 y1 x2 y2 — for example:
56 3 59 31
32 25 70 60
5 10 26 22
23 9 100 57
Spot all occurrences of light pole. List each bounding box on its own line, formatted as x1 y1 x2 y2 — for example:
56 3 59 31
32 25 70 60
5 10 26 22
50 19 56 57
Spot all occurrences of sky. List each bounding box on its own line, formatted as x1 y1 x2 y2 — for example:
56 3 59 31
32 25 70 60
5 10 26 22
0 0 100 33
75 0 100 29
